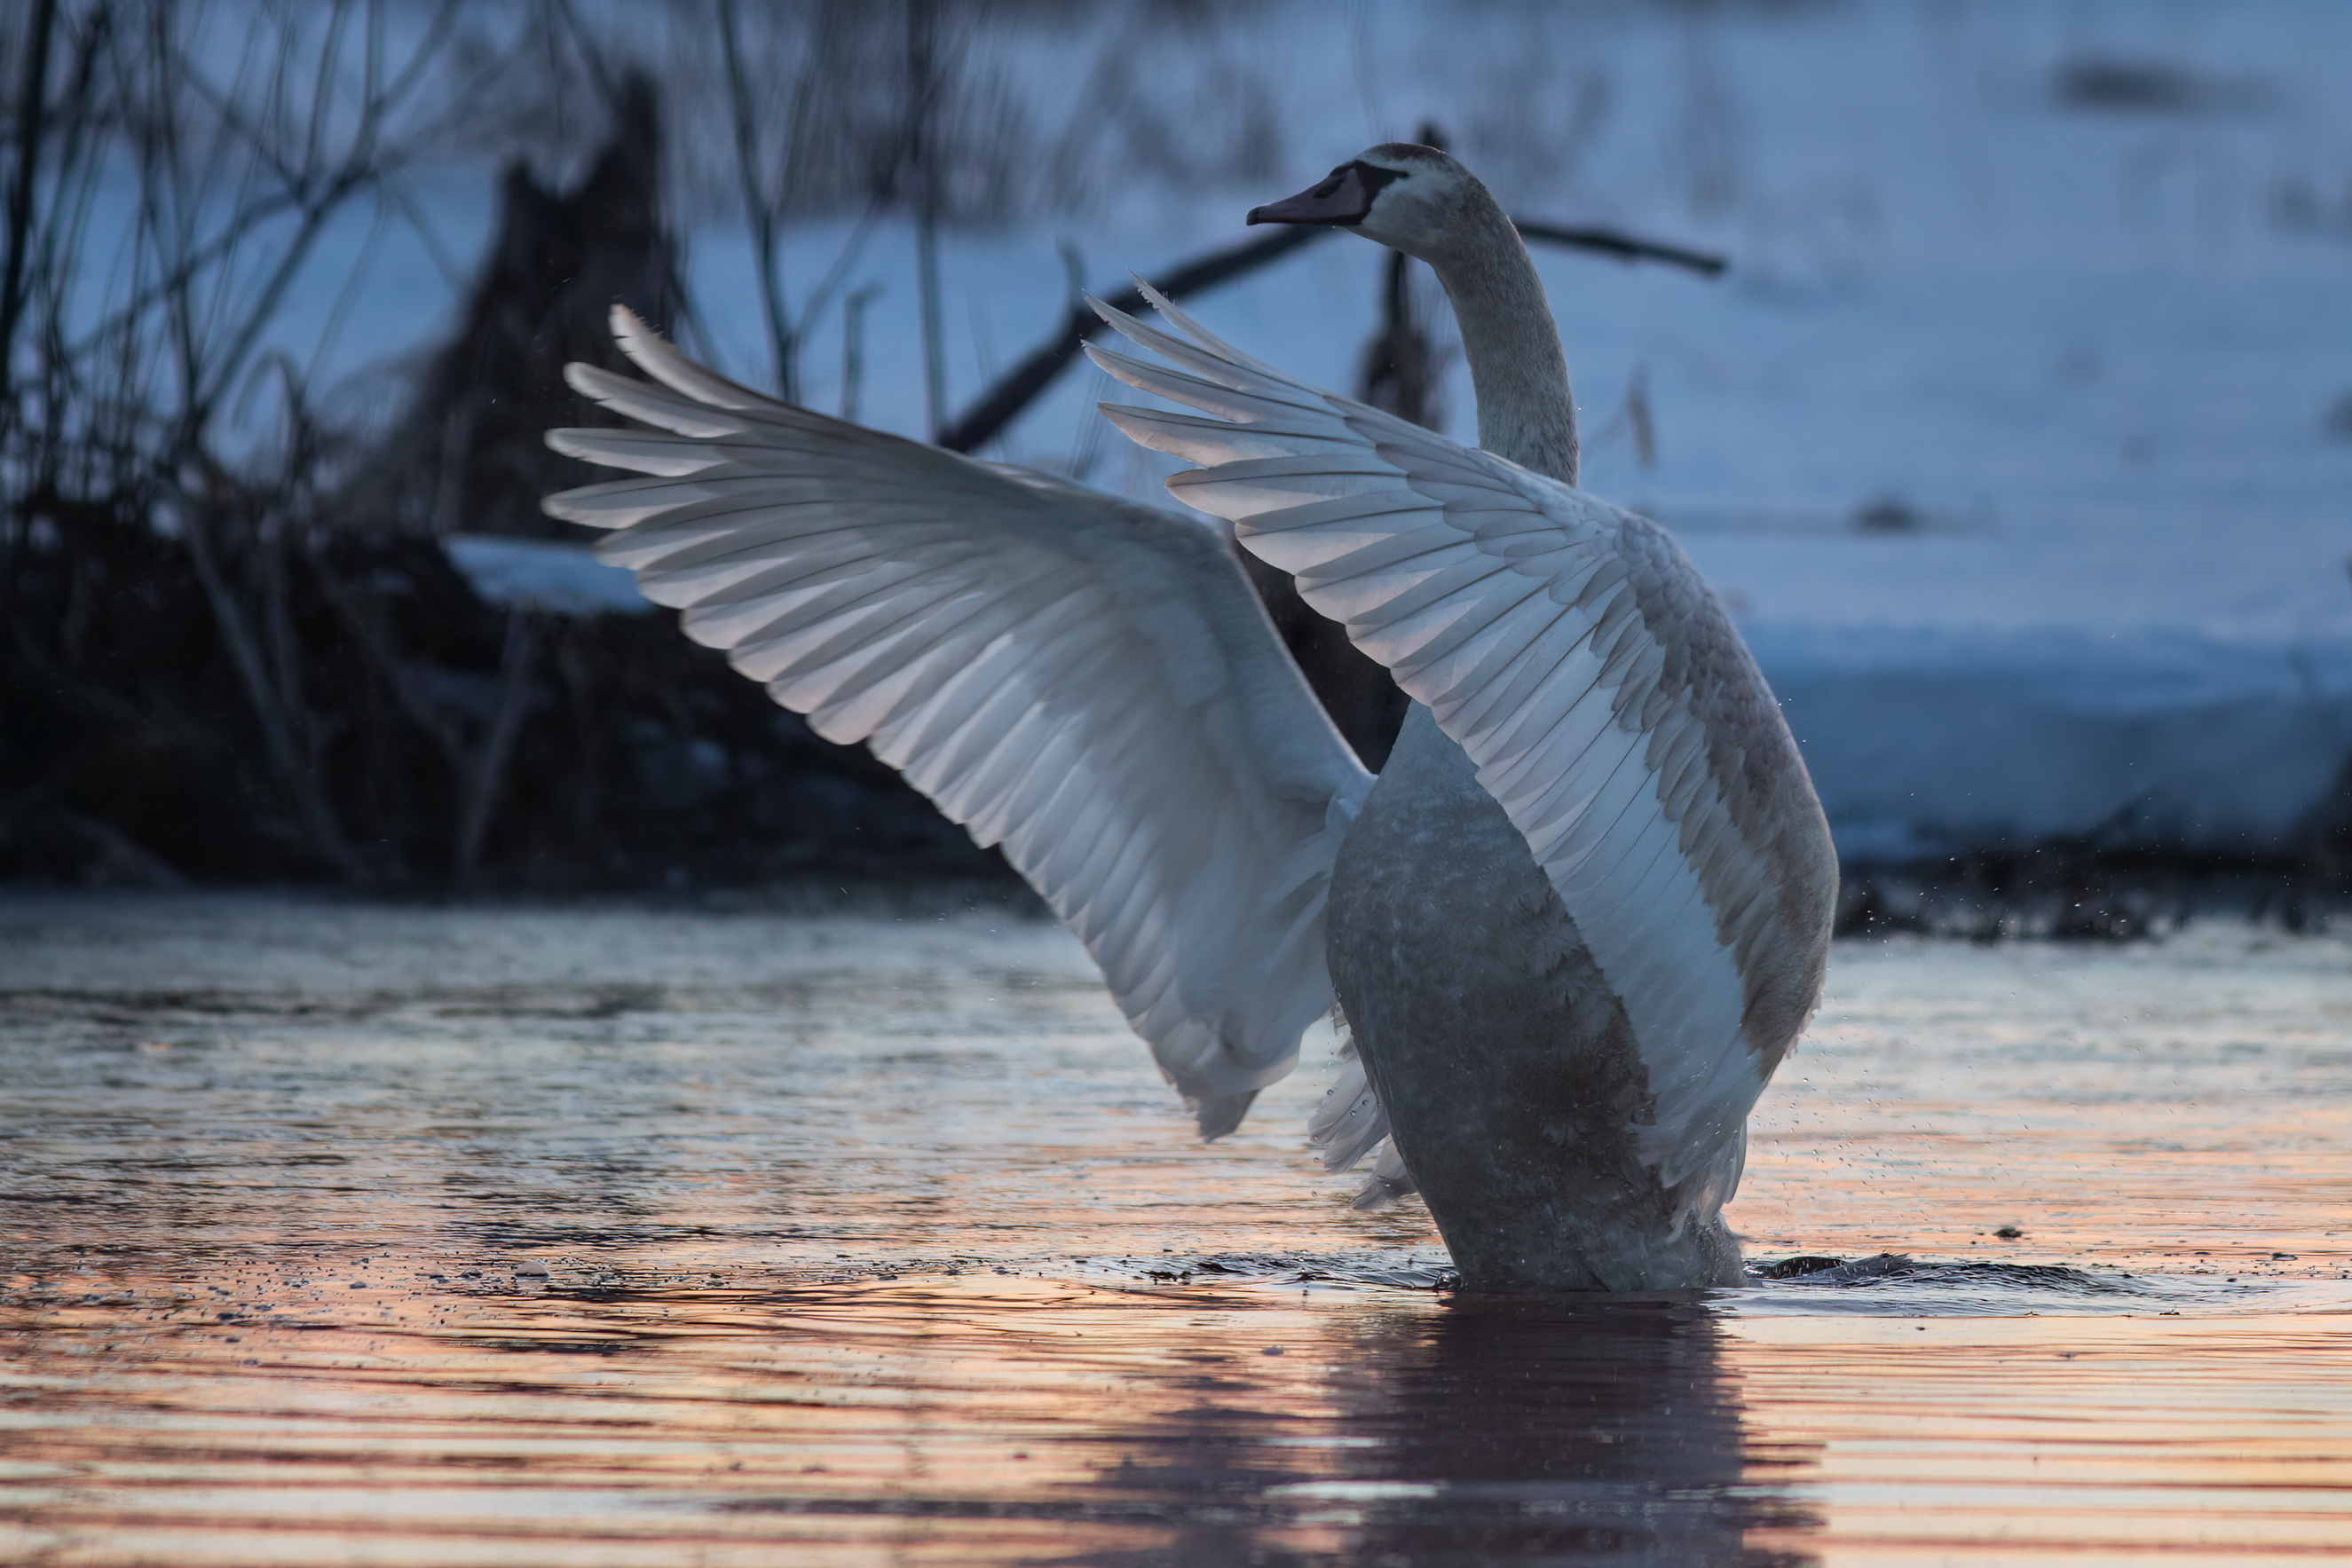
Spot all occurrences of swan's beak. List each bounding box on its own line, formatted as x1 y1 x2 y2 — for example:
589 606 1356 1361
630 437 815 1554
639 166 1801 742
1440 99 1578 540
1248 163 1384 227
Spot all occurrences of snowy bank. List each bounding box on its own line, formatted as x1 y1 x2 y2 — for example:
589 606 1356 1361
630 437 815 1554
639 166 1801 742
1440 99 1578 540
450 520 2352 863
445 534 653 617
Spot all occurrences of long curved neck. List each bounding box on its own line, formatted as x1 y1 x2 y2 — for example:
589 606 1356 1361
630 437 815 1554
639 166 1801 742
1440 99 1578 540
1420 202 1579 486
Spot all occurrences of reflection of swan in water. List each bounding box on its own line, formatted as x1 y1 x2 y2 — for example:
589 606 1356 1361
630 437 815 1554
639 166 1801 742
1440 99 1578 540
1080 1296 1800 1564
544 146 1835 1292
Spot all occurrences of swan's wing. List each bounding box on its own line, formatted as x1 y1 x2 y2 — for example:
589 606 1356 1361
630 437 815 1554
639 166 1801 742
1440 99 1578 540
544 306 1373 1138
1090 288 1835 1202
1306 1032 1419 1210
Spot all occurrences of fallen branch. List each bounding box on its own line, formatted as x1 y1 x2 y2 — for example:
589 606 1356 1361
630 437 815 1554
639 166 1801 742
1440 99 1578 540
935 225 1323 453
1513 220 1725 277
936 215 1723 454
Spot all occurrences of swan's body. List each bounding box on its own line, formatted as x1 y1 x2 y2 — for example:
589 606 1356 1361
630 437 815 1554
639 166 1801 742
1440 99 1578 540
545 146 1835 1292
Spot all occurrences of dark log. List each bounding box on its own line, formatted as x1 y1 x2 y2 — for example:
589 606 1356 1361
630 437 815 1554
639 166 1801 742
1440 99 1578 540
346 72 687 540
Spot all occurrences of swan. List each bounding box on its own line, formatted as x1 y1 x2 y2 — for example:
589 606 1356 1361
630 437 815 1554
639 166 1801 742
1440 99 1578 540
541 144 1835 1292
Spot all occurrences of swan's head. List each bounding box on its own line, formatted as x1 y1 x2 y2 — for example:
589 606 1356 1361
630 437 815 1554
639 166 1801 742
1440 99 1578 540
1245 144 1494 264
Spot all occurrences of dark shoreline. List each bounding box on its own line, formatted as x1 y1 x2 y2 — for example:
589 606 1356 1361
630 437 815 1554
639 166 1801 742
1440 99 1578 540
1 853 2340 942
1835 848 2346 939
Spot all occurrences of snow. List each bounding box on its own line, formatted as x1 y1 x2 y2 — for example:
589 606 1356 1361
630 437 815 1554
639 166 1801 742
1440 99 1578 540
444 534 652 617
211 0 2352 860
1692 528 2352 855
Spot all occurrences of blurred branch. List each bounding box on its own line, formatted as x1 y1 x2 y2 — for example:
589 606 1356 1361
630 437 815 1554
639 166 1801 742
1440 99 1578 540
56 0 465 449
791 197 883 350
454 609 541 883
545 0 621 120
909 0 945 437
178 472 361 878
717 0 793 399
305 538 468 774
1515 219 1725 276
183 166 375 431
936 225 1323 453
839 280 881 422
0 0 61 416
185 3 462 432
67 186 316 357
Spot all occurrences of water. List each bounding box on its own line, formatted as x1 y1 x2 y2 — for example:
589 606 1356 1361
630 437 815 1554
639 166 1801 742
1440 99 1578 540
2 892 2348 1565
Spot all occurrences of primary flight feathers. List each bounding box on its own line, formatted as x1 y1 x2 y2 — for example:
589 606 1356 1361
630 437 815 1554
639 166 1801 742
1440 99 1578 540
545 305 1372 1139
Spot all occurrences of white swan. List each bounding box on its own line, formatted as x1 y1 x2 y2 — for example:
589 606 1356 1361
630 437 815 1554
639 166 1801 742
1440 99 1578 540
543 144 1835 1292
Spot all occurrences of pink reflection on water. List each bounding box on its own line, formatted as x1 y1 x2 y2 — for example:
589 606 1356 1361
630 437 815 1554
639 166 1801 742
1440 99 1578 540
2 894 2350 1564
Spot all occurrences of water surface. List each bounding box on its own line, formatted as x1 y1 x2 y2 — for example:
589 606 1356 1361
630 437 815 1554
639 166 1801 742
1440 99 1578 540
3 893 2348 1564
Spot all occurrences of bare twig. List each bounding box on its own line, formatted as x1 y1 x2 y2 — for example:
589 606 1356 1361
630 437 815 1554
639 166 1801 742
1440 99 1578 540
179 481 360 877
547 0 620 116
454 609 541 881
8 1 105 482
0 0 60 415
304 538 468 775
718 0 793 399
66 186 314 359
792 194 883 347
69 0 463 449
908 0 945 436
46 805 187 886
840 281 881 423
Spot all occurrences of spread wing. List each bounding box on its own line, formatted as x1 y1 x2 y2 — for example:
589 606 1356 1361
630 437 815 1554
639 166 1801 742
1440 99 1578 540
544 306 1373 1137
1089 288 1835 1199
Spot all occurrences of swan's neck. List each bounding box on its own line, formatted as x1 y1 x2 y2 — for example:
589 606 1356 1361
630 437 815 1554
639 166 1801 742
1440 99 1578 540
1422 205 1579 486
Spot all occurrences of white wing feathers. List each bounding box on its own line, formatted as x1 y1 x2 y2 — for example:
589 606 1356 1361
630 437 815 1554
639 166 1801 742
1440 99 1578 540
1090 288 1793 1202
545 306 1372 1138
1304 1033 1419 1210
